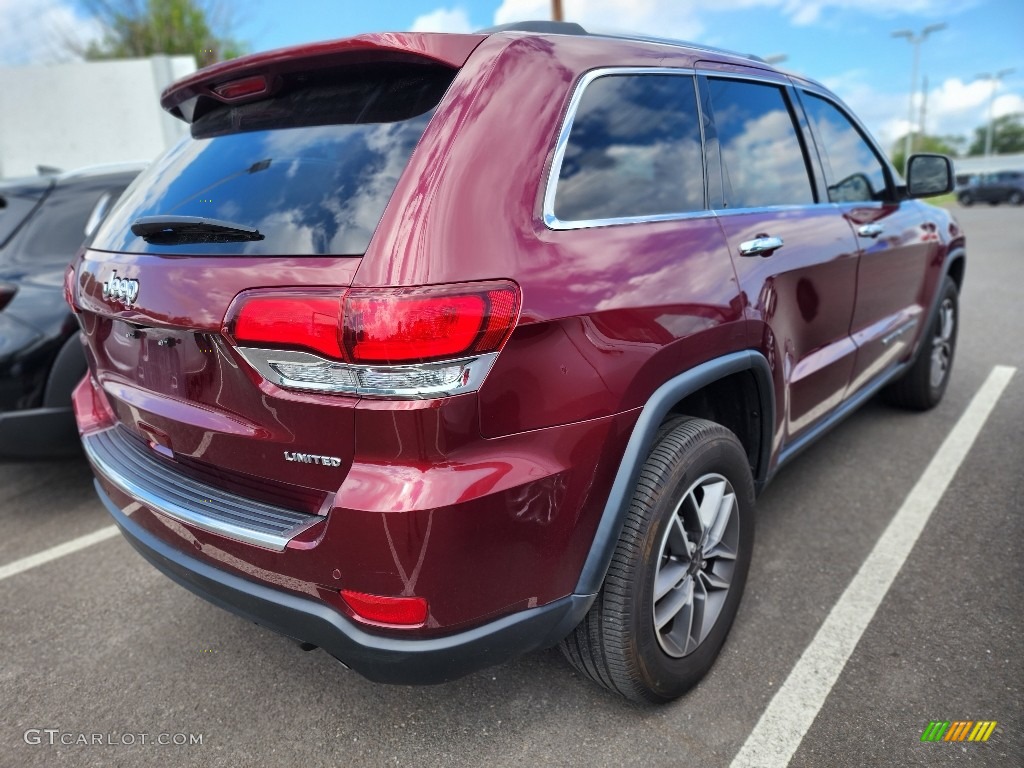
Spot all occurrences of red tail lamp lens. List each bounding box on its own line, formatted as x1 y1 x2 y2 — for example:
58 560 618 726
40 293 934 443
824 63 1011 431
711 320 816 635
62 265 78 313
340 590 428 626
227 282 520 366
342 283 520 364
232 294 343 359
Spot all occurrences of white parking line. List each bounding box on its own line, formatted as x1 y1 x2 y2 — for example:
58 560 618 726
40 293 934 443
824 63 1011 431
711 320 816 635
0 525 120 582
731 364 1017 768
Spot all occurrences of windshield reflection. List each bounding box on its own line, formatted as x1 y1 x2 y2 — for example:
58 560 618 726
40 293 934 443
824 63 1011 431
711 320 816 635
94 115 432 256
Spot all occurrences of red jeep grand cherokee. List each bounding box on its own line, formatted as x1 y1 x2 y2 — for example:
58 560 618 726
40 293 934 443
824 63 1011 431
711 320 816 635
68 21 962 703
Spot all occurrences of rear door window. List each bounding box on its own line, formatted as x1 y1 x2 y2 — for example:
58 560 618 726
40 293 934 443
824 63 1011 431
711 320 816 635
92 64 455 256
705 78 815 209
552 72 705 224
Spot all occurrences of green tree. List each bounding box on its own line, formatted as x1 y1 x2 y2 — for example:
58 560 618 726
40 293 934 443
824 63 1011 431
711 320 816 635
967 113 1024 155
77 0 245 66
890 133 963 175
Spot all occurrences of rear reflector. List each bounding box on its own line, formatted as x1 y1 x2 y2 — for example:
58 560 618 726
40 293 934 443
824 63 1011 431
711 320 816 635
340 590 428 626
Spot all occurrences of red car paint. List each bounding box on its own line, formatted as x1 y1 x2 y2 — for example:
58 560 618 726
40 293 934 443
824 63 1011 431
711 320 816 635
70 26 962 677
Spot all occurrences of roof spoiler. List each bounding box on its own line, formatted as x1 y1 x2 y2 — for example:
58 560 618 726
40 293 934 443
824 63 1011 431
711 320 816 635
161 32 488 123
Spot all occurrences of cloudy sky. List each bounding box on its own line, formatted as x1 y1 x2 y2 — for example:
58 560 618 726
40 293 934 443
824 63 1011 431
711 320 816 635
1 0 1020 153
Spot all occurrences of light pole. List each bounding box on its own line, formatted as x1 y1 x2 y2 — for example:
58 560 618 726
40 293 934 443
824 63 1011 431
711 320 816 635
892 23 946 165
975 68 1015 157
552 0 563 22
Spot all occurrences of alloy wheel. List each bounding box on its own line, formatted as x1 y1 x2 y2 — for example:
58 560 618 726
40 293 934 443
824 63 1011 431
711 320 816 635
653 473 740 658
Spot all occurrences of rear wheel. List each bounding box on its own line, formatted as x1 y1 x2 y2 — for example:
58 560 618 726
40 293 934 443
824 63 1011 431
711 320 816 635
958 192 973 206
561 417 755 703
1009 191 1023 205
883 276 958 411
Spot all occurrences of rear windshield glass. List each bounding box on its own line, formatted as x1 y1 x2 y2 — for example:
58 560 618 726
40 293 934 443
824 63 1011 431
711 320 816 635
92 64 454 256
0 187 46 248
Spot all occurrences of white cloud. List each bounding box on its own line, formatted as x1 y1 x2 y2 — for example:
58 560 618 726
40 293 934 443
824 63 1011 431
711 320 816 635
495 0 704 39
777 0 977 26
410 7 474 34
493 0 976 34
0 0 105 67
824 70 1023 150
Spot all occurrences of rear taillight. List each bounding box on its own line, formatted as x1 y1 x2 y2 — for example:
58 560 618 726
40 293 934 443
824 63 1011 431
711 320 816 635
225 281 521 399
343 285 520 364
233 293 343 359
63 264 79 313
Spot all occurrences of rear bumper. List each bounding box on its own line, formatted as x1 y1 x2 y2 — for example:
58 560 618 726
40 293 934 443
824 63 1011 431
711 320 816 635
0 406 81 459
96 479 593 684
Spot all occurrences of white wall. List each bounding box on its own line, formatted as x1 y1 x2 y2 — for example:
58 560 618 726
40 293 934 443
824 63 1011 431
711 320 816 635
0 55 196 178
953 153 1024 176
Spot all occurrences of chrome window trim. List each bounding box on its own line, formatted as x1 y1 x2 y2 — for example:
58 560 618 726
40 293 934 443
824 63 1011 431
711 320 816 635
236 347 499 399
83 428 321 552
542 66 705 231
711 203 822 217
696 69 790 87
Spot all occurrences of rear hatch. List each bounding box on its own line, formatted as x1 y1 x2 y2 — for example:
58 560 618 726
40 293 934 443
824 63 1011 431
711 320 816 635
72 34 483 506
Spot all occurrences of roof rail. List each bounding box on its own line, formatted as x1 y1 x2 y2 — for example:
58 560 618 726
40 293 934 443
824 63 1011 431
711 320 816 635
477 20 587 35
589 30 768 63
478 20 769 64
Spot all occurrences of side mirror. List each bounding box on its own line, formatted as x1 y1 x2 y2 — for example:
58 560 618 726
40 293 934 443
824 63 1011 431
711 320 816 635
906 154 953 198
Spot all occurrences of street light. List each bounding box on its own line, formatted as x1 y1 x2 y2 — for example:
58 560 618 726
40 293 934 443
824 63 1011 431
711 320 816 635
892 23 947 164
975 68 1016 157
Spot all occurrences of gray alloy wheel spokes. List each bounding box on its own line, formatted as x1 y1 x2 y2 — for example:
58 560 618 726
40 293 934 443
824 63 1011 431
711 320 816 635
653 473 740 658
930 297 955 390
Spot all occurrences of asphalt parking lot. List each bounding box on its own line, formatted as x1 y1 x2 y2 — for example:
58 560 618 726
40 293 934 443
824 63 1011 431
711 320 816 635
2 205 1021 768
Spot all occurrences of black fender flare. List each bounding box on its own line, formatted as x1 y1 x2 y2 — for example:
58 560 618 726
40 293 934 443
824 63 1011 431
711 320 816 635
43 329 87 408
573 350 774 597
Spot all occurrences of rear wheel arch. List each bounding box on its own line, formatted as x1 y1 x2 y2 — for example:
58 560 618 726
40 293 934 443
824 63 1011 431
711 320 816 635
573 350 774 597
43 329 88 408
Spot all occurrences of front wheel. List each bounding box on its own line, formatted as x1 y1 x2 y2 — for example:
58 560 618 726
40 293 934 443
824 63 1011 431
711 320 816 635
958 193 973 206
1009 191 1023 206
883 276 959 410
560 417 755 703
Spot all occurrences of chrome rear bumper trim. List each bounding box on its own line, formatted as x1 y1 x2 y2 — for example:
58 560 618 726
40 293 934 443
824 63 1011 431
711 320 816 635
83 428 322 551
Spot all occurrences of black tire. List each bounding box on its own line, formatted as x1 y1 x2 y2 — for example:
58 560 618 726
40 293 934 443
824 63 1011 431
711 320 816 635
883 276 958 411
1009 191 1023 206
561 417 755 703
958 193 973 206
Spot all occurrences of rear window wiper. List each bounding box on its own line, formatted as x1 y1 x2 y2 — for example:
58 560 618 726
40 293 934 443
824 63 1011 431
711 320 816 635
131 216 265 244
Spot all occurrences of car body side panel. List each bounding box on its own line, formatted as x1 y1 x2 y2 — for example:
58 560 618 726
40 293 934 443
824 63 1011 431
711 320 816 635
358 35 748 438
843 200 945 396
718 208 860 447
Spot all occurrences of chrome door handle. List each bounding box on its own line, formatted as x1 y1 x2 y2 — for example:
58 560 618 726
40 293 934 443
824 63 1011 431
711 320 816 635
857 223 884 238
739 235 784 257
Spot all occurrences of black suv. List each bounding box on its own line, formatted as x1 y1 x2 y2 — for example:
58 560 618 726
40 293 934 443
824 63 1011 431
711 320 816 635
0 165 141 458
957 171 1024 206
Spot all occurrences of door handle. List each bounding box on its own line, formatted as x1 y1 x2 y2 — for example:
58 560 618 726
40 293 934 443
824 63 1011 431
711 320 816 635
739 235 784 257
856 223 884 238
